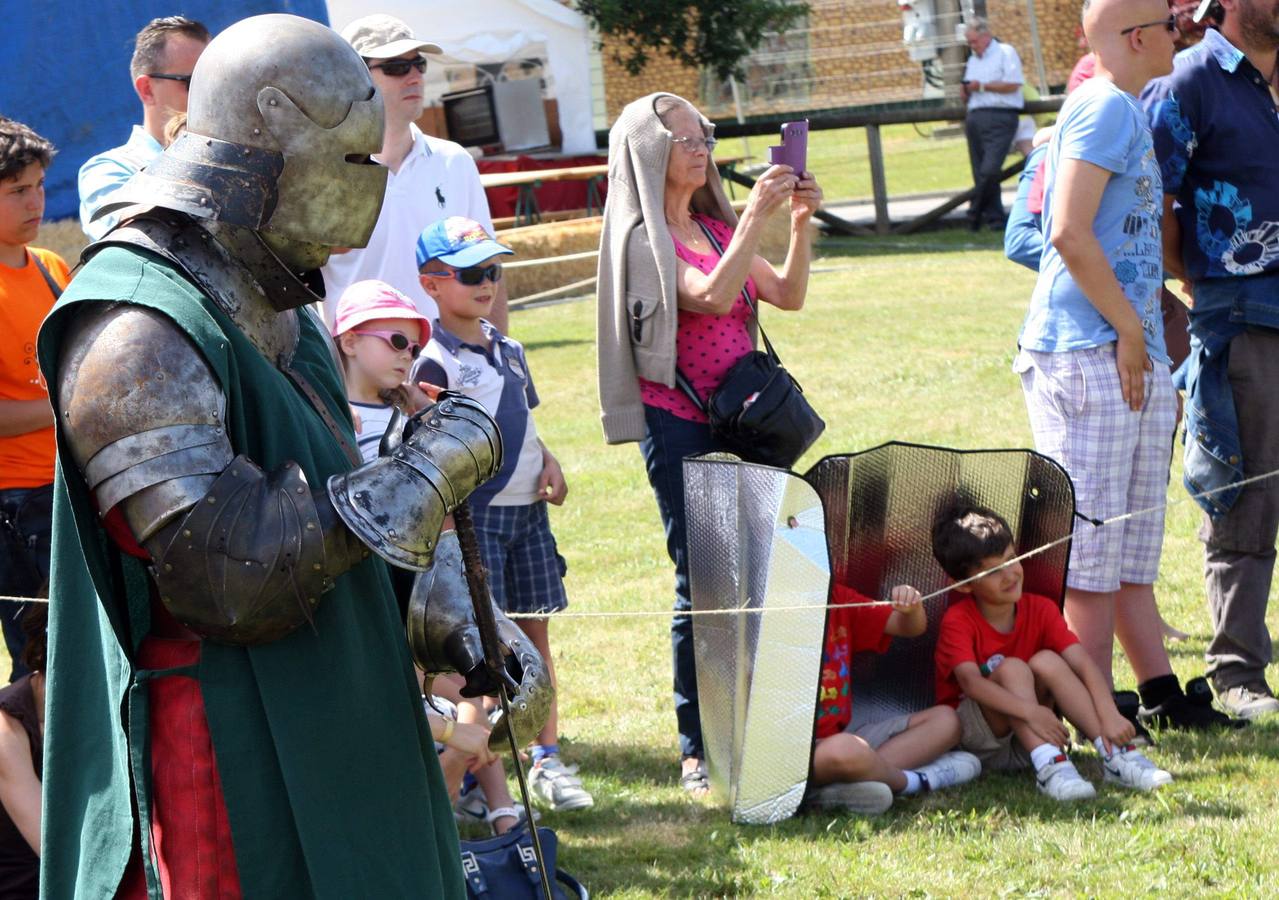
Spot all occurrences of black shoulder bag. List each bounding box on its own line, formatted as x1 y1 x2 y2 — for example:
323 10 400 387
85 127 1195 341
675 220 825 470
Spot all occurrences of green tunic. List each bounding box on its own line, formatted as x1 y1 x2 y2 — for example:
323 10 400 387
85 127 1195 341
37 247 464 898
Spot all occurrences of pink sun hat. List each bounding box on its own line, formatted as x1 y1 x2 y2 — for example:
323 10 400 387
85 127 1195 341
331 279 432 342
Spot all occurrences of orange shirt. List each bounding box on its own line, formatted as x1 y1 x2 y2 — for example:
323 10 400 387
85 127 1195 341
0 247 69 489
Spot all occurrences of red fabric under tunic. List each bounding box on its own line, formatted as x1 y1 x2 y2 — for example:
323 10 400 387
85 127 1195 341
105 507 242 899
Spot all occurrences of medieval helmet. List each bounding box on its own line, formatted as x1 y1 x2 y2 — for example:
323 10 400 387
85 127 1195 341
118 14 386 257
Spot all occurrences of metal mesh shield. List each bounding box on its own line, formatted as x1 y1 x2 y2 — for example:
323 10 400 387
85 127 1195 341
685 443 1074 823
806 442 1074 728
684 456 831 825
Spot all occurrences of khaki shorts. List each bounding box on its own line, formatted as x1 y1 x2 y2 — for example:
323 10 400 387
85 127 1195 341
845 712 912 749
957 698 1032 771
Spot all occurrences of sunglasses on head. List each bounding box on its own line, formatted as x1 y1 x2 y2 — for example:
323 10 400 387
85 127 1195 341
368 56 428 77
148 72 192 86
1120 14 1177 35
351 329 422 356
424 263 504 286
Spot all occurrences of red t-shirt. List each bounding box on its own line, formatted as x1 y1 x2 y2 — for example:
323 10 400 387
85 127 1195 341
814 584 893 740
933 592 1079 708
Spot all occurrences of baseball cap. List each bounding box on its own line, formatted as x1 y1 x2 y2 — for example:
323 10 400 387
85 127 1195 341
340 14 442 59
331 279 432 340
416 216 514 269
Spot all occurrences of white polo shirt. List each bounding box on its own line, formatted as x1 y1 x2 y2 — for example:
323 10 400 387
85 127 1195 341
321 124 495 325
963 39 1025 111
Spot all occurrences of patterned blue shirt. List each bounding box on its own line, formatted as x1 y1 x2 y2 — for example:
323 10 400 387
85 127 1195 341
1143 29 1279 282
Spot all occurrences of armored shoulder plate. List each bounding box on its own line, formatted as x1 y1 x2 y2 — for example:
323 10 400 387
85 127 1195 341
57 304 232 543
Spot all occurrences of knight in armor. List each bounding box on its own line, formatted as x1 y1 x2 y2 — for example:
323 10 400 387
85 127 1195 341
36 15 506 897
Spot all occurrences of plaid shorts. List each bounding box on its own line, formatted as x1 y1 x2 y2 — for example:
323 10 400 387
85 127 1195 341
1015 344 1175 592
470 501 568 615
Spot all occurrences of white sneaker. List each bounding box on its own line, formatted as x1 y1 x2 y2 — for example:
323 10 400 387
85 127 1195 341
1102 745 1173 791
1036 756 1096 801
915 751 982 792
454 783 488 825
529 756 595 811
803 780 894 815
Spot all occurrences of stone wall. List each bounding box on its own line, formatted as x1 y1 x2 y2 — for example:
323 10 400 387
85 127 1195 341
598 0 1086 121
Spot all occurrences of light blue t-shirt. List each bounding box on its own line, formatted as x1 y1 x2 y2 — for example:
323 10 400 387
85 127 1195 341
1021 78 1168 364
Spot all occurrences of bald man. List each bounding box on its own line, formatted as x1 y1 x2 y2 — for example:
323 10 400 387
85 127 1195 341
1015 0 1220 745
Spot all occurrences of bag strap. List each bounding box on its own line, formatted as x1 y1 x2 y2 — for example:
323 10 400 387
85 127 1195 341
673 217 784 412
30 252 64 300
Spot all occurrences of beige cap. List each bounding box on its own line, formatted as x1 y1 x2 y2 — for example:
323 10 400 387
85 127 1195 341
340 14 442 59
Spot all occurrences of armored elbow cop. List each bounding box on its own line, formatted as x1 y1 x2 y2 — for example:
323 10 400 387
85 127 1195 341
327 394 502 571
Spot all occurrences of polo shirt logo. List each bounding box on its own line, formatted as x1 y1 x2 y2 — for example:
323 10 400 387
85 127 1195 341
457 362 483 387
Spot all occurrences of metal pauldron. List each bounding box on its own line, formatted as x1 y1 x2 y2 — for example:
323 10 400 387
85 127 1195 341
152 454 342 644
407 530 554 748
327 394 502 571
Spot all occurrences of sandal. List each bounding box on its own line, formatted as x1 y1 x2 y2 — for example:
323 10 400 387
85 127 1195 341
679 760 710 797
486 806 521 836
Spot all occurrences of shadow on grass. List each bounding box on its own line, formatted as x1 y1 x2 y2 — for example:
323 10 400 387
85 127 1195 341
816 227 1005 261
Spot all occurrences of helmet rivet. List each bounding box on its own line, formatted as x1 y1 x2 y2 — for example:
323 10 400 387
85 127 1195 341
268 98 278 106
253 128 261 135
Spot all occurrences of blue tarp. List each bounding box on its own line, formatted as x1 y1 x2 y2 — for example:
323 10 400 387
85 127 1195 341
0 1 329 223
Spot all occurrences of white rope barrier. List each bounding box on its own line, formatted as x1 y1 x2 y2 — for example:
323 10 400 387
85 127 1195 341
6 468 1278 618
503 250 599 270
508 276 597 308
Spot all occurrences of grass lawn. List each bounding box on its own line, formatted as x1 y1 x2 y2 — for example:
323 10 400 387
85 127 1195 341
724 124 1019 205
488 228 1279 897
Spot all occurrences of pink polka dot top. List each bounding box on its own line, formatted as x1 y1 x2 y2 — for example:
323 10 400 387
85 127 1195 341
639 215 756 423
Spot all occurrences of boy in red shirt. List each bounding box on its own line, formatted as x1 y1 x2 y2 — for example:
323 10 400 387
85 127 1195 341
808 581 981 815
932 503 1172 801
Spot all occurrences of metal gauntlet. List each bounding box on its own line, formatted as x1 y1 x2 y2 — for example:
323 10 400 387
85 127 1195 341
327 394 502 571
407 531 554 749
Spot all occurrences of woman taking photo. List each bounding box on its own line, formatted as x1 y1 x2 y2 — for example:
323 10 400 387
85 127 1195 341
597 93 822 795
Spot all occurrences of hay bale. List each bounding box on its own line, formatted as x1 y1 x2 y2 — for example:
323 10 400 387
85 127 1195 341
499 203 815 302
34 220 88 266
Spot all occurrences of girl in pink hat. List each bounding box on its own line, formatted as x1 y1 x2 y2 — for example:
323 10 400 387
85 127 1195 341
331 279 433 462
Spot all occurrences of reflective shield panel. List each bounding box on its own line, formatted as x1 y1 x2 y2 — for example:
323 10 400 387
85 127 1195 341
684 455 830 825
805 442 1074 729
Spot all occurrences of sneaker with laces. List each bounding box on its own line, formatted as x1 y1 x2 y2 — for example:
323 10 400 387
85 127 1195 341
1217 682 1279 720
1036 756 1096 801
529 757 594 811
803 780 894 815
914 751 981 792
1102 744 1172 791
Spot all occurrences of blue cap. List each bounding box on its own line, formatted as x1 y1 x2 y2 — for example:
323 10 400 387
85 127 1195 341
416 216 514 269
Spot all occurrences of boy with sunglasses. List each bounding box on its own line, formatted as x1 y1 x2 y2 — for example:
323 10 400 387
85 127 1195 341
412 216 594 814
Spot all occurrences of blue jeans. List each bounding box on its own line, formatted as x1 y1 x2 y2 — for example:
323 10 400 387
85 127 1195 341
638 405 728 760
0 484 53 681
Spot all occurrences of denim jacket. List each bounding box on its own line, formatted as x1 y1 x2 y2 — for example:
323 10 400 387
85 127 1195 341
1178 271 1279 516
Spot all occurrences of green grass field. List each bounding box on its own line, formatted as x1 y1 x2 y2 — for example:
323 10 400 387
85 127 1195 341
491 228 1279 897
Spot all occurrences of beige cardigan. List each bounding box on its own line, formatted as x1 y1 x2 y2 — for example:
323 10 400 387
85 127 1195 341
595 93 746 444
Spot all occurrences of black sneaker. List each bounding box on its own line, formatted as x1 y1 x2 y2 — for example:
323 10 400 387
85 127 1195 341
1113 689 1154 747
1138 676 1249 731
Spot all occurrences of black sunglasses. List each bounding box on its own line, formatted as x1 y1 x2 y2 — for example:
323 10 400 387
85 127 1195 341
368 56 427 77
1120 14 1177 35
148 73 192 86
424 263 504 286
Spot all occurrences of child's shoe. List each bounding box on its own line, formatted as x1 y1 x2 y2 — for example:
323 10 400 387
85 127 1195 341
1101 745 1172 791
1036 755 1096 801
804 780 894 815
529 756 595 811
915 751 981 792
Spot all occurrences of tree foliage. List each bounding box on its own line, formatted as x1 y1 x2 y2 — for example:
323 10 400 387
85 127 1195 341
576 0 809 82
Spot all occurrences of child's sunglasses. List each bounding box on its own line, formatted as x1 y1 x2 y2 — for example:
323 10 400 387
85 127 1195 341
350 329 422 356
424 263 504 286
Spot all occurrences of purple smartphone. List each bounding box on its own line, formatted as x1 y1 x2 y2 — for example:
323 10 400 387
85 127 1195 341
768 120 809 176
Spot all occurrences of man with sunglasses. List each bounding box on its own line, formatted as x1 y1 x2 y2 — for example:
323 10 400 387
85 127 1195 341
1143 0 1279 720
323 14 508 333
77 15 209 240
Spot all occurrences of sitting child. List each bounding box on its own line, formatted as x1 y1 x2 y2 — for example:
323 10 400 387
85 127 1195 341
931 503 1172 801
412 216 592 813
808 581 981 815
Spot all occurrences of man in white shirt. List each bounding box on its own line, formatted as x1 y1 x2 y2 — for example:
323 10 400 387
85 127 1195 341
77 16 209 240
324 14 508 331
961 17 1025 231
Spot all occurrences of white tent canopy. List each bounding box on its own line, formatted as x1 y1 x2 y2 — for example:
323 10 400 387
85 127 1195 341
326 0 598 154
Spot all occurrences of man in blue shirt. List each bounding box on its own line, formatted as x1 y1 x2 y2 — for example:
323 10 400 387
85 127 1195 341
1143 0 1279 719
77 16 209 239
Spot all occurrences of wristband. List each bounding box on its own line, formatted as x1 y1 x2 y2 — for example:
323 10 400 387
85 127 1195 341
440 717 455 745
